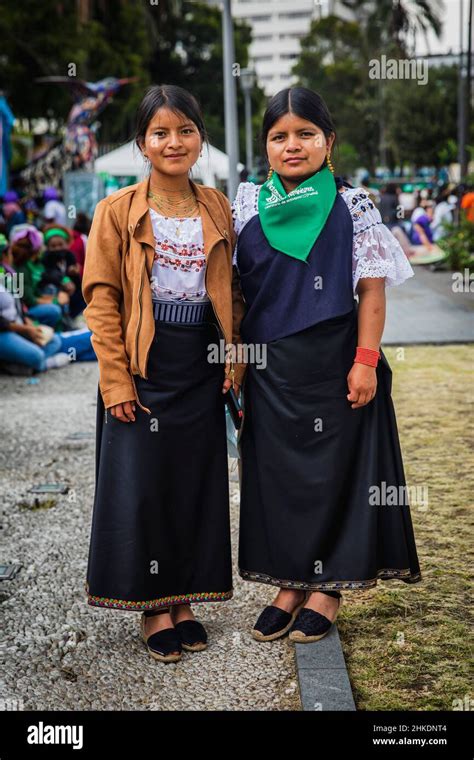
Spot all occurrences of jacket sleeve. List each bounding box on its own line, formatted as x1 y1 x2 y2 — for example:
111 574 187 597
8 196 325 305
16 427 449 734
82 199 137 408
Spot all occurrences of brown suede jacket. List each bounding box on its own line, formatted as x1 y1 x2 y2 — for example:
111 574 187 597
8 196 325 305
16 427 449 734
82 177 247 412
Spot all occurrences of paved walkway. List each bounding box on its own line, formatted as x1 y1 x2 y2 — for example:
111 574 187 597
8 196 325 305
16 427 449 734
5 266 468 711
383 266 474 345
1 364 300 711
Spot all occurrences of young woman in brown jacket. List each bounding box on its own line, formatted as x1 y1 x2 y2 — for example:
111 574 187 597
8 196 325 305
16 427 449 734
82 85 246 663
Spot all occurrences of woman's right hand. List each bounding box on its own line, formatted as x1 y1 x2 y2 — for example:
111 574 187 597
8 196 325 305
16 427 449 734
16 324 44 344
109 400 136 423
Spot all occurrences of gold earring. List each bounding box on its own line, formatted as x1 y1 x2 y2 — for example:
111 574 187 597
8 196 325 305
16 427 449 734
267 166 274 180
326 152 335 173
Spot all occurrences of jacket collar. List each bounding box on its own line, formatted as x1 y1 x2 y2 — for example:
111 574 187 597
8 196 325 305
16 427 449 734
129 175 227 256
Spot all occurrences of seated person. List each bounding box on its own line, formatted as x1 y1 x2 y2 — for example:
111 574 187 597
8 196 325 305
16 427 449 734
0 265 96 374
42 225 85 318
0 232 61 328
2 190 26 235
10 224 73 329
410 203 434 248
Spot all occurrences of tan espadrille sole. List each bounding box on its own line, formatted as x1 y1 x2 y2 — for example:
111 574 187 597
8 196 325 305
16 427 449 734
140 613 182 663
289 595 343 643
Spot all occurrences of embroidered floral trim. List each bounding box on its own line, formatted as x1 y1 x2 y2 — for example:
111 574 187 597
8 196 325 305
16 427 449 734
150 282 209 301
148 209 208 302
85 583 233 610
153 251 206 272
153 242 205 257
239 568 422 591
231 182 415 292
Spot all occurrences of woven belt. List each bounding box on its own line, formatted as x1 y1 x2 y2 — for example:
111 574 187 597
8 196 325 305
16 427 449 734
153 300 214 324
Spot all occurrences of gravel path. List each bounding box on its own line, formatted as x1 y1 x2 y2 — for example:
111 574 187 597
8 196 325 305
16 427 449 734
0 362 300 711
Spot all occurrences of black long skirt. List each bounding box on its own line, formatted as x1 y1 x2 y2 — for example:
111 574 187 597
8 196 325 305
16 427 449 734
85 315 233 611
238 305 422 592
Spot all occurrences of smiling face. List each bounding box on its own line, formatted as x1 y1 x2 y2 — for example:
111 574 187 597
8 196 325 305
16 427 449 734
266 112 335 189
139 107 202 179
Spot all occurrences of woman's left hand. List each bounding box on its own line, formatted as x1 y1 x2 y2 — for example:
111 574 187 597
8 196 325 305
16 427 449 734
222 378 241 397
347 363 377 409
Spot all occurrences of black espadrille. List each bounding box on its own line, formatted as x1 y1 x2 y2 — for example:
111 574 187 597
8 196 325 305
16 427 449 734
252 591 308 642
174 619 208 652
289 592 343 643
140 608 182 662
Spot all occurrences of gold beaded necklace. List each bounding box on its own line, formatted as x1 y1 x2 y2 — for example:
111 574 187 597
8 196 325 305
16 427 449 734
147 187 200 237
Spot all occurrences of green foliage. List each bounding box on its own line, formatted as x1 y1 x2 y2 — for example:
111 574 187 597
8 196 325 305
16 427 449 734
439 214 474 272
384 65 458 170
293 8 460 175
0 0 265 158
294 16 379 172
0 0 151 139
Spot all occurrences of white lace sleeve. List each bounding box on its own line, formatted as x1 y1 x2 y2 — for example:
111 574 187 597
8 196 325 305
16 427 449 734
341 187 415 293
231 182 261 266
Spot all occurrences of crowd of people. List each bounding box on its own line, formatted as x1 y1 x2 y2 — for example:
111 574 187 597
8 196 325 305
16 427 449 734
1 176 472 377
377 181 474 258
0 187 96 376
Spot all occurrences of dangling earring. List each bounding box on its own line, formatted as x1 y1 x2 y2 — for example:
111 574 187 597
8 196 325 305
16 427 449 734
267 166 274 180
326 152 335 174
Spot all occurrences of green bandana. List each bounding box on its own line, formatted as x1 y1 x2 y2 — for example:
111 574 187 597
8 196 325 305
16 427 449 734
258 165 337 262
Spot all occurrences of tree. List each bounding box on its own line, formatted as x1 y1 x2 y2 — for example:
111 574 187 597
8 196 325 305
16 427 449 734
293 4 453 175
341 0 444 54
293 15 380 173
0 0 151 140
0 0 264 158
384 64 458 170
145 1 265 156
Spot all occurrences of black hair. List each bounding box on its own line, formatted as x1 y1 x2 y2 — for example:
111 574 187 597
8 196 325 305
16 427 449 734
74 211 91 235
134 84 208 157
261 87 336 162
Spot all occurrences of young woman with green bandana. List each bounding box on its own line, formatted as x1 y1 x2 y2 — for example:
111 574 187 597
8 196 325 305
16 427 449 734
232 87 422 644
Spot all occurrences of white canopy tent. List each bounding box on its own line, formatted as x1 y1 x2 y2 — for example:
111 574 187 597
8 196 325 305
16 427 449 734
94 141 243 188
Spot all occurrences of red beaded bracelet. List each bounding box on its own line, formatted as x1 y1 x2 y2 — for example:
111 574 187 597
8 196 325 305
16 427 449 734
354 346 380 367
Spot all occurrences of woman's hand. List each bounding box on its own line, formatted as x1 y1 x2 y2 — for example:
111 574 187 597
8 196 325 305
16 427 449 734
109 400 136 422
12 324 44 345
222 378 241 397
347 363 377 409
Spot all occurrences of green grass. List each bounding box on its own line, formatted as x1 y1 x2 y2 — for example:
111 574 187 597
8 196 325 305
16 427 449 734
340 345 473 711
18 497 57 511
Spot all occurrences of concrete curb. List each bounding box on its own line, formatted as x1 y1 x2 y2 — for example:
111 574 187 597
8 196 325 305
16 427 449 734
295 625 356 711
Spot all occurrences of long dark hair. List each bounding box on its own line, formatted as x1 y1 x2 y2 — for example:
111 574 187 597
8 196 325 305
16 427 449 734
261 87 337 166
134 84 209 158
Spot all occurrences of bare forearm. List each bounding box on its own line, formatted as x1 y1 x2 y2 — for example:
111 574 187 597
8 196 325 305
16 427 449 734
356 280 386 350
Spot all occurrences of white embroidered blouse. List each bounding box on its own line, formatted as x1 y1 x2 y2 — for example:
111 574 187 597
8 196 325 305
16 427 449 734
231 182 414 293
149 208 209 303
